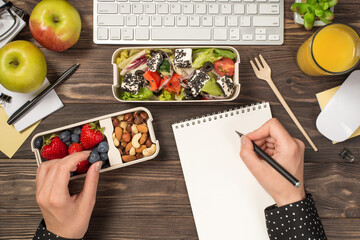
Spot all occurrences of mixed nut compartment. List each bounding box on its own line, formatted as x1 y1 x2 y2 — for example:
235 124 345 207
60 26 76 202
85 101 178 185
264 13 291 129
31 107 160 179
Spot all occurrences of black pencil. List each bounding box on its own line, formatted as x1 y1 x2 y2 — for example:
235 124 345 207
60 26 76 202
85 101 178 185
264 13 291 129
236 131 301 188
7 64 80 125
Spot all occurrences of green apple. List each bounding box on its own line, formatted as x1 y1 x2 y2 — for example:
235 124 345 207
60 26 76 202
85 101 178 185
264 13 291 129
29 0 81 52
0 40 47 93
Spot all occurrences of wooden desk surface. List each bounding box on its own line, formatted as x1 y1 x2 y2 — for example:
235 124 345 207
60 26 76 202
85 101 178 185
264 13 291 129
1 0 360 239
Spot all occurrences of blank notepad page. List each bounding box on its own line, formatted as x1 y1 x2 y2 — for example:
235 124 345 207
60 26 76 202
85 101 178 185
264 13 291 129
172 102 275 240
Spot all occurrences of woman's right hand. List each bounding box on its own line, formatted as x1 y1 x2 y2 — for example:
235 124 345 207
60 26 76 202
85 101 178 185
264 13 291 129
240 118 306 207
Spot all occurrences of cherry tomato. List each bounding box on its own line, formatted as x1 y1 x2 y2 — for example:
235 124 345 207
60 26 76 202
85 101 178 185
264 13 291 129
214 58 235 76
143 71 162 91
161 73 182 95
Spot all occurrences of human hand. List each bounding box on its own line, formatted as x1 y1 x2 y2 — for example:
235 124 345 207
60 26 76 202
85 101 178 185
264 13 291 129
36 151 102 239
240 118 306 207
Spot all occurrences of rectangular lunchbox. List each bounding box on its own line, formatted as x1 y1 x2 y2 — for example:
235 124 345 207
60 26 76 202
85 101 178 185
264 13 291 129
112 46 241 103
31 107 160 180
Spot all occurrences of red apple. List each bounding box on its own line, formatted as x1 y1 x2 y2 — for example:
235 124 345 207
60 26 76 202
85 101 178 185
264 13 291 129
29 0 81 52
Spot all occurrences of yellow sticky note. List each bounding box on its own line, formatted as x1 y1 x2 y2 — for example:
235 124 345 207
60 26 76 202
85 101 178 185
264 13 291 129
316 86 360 142
0 107 40 158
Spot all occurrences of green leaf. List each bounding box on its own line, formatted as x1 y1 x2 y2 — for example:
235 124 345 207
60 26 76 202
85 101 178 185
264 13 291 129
158 60 170 75
192 49 221 69
304 11 315 30
159 90 175 101
213 49 237 60
291 3 310 15
120 88 153 101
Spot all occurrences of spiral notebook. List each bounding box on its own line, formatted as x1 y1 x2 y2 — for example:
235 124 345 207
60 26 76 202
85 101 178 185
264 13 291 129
172 102 274 240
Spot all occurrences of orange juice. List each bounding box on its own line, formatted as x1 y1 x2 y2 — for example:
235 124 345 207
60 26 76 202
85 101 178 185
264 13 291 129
297 24 360 76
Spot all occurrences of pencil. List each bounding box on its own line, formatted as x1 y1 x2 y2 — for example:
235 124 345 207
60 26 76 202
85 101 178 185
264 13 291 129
236 131 301 188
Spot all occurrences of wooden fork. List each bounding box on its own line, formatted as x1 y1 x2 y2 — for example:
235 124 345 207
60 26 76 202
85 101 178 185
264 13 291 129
250 55 318 152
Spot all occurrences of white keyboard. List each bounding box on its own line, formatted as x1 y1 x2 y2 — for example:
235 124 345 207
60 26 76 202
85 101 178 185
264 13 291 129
94 0 283 45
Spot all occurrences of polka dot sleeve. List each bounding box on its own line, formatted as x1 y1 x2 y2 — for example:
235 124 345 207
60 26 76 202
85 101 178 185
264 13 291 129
33 219 85 240
265 194 327 240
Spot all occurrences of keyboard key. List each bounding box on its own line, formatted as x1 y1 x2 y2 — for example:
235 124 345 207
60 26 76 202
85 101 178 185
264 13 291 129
99 0 115 1
98 3 118 14
256 0 267 2
240 16 250 26
126 16 137 26
202 16 213 26
218 0 229 1
244 0 254 2
110 28 121 40
164 15 175 26
116 0 128 2
97 27 108 40
227 16 238 27
269 34 280 41
152 28 211 40
242 34 253 40
145 3 156 13
139 16 150 26
255 28 266 34
132 3 143 13
158 3 169 13
130 0 140 2
98 15 124 26
230 0 242 1
195 4 207 14
189 16 200 26
180 0 191 2
233 4 245 14
229 28 240 40
170 3 181 14
135 28 150 39
119 3 131 13
151 16 162 26
142 0 152 2
221 4 232 14
205 0 216 2
259 4 279 14
176 16 188 26
246 4 257 14
155 0 165 2
168 0 178 2
208 4 219 14
269 0 280 2
253 16 279 26
214 29 227 40
122 28 134 39
255 34 266 41
183 4 194 14
214 16 225 27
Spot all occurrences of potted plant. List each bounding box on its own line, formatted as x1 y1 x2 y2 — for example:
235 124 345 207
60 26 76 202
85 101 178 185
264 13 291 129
292 0 337 30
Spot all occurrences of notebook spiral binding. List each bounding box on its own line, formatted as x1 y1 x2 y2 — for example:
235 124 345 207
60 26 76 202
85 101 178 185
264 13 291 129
173 102 268 129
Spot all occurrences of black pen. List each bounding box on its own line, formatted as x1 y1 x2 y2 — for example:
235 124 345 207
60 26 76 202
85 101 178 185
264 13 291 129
7 63 80 125
236 131 301 188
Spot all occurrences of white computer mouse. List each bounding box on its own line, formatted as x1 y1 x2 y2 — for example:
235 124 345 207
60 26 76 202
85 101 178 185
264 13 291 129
316 70 360 142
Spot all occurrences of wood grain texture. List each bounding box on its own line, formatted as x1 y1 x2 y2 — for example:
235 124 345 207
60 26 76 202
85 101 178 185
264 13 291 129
1 0 360 239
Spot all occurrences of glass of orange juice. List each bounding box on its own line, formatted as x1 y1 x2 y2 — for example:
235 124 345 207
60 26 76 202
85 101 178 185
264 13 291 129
297 23 360 76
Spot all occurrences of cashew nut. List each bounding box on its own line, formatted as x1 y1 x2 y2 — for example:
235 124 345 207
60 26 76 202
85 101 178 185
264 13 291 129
113 138 120 147
119 121 128 131
131 124 139 134
117 115 124 121
132 133 142 149
142 144 156 157
129 147 136 156
112 132 116 140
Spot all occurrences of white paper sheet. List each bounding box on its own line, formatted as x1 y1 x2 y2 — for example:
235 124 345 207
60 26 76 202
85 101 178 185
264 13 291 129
172 102 274 240
0 78 64 132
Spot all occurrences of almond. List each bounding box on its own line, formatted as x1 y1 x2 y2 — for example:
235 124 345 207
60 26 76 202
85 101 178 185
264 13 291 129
125 142 133 152
136 124 148 133
115 127 122 141
122 132 131 142
139 133 147 145
122 155 136 162
136 145 147 153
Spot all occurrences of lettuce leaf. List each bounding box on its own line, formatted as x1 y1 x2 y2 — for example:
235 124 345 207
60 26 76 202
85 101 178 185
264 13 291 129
120 88 153 101
213 49 237 60
159 90 175 101
192 49 221 69
175 88 186 101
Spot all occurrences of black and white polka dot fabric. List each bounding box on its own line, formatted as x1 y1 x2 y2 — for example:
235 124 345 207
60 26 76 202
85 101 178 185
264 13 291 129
33 220 84 240
265 194 327 240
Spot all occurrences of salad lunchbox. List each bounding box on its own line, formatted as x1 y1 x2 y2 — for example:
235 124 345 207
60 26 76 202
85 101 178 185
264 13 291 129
31 107 160 180
112 46 241 102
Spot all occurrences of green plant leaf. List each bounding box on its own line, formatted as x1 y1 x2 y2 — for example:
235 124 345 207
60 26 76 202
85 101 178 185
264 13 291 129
304 11 315 30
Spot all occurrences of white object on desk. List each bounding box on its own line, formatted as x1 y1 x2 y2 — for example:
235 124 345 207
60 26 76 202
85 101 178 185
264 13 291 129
172 102 274 240
316 70 360 142
0 78 64 132
0 0 26 48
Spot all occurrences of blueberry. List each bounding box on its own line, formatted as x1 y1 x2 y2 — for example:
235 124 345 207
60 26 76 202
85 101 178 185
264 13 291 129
34 137 43 149
88 150 100 164
97 141 109 153
59 131 71 143
100 152 108 161
73 127 82 135
71 134 80 143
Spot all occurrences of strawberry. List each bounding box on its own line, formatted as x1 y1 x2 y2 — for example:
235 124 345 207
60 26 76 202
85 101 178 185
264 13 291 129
41 135 68 160
68 143 84 155
76 160 90 174
80 122 105 150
